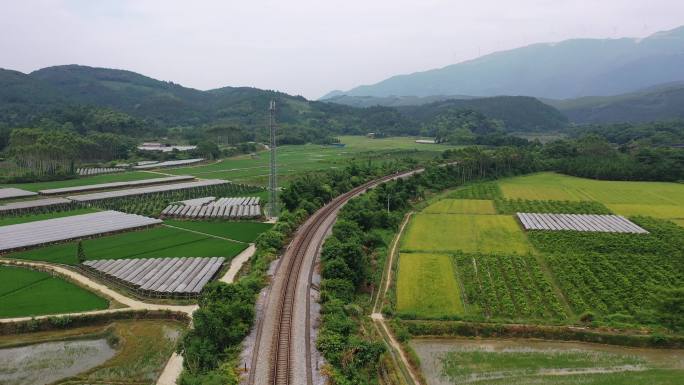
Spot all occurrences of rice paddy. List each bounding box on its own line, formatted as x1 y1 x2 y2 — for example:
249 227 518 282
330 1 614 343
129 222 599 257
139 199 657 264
396 253 463 318
401 214 534 255
422 199 496 215
0 265 109 318
498 172 684 207
0 208 98 226
1 171 167 192
6 226 247 265
163 220 272 243
412 338 684 385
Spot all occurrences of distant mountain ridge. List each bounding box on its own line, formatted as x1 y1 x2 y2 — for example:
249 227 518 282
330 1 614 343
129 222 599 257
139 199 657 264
323 25 684 100
0 64 568 133
544 82 684 124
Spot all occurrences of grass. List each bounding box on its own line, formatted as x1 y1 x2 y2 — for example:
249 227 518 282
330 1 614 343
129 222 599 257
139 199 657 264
401 214 534 255
163 136 449 186
6 226 247 265
437 345 683 385
0 265 108 318
1 171 168 192
498 172 684 207
0 208 98 226
423 199 496 215
396 253 464 318
163 220 272 243
607 204 684 219
0 319 185 384
673 219 684 228
76 320 184 384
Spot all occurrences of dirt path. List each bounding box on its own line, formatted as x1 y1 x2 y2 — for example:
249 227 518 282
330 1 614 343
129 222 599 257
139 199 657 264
0 250 258 385
220 244 256 283
370 211 422 385
0 260 198 323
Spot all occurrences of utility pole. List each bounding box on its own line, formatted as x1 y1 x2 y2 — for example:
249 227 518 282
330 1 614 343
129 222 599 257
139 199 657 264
268 100 278 218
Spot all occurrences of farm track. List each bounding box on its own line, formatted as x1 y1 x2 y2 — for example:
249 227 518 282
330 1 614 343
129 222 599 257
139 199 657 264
249 169 423 385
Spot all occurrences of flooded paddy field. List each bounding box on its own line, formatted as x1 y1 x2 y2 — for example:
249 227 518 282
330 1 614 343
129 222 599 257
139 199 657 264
411 338 684 385
0 319 185 385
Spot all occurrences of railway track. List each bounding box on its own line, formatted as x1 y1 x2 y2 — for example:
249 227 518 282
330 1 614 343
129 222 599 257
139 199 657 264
264 170 422 385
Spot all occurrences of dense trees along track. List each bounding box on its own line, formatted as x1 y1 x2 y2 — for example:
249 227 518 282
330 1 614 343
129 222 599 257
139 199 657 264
248 169 423 385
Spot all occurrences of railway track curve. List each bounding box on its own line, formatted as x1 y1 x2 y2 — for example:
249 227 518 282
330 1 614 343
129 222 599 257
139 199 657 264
248 169 422 385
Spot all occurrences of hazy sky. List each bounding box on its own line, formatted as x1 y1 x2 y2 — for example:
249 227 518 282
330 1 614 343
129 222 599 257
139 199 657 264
1 1 683 99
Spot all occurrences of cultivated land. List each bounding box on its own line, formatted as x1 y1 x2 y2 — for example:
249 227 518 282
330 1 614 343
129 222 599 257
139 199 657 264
395 173 684 326
422 199 496 214
396 253 463 318
0 320 185 385
0 207 97 226
412 338 684 385
401 213 534 255
164 136 450 186
163 219 272 243
6 225 246 264
1 171 168 192
0 265 108 318
498 172 684 219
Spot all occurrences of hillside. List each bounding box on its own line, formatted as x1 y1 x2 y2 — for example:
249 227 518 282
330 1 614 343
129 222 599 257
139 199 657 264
0 65 568 135
323 25 684 100
398 97 567 132
544 82 684 124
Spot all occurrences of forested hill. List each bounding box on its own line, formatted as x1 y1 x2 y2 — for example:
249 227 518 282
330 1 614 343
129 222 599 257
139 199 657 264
0 65 567 137
543 82 684 124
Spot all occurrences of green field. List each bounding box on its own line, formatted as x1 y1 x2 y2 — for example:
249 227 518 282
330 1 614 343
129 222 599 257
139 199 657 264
396 253 463 318
401 214 534 255
425 340 684 385
1 171 167 192
0 208 98 226
6 226 247 265
164 136 449 185
0 265 108 318
423 199 496 215
607 204 684 219
163 220 272 243
498 172 684 208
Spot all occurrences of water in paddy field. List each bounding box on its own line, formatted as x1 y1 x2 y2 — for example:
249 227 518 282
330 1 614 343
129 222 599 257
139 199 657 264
0 338 116 385
411 338 684 385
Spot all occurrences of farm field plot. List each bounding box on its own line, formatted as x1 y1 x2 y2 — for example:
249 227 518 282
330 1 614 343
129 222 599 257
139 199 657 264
396 253 463 318
673 219 684 228
607 204 684 220
0 207 97 226
0 320 184 385
423 199 496 214
164 136 450 185
6 226 247 265
498 172 684 207
495 199 612 215
453 253 565 320
412 338 684 385
401 214 534 255
163 219 272 243
1 171 167 192
0 265 108 318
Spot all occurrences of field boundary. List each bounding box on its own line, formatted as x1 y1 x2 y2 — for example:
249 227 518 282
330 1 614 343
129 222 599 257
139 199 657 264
400 320 684 349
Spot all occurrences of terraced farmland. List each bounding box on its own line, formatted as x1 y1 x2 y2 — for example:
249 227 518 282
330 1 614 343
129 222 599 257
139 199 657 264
0 265 109 318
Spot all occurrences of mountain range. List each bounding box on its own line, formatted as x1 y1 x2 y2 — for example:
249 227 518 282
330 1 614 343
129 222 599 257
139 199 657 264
322 25 684 100
0 64 567 133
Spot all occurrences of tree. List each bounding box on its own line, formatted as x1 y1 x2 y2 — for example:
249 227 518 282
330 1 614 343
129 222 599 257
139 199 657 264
76 241 86 263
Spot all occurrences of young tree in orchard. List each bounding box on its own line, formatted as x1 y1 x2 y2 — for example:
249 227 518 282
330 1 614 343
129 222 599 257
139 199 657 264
76 241 86 264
